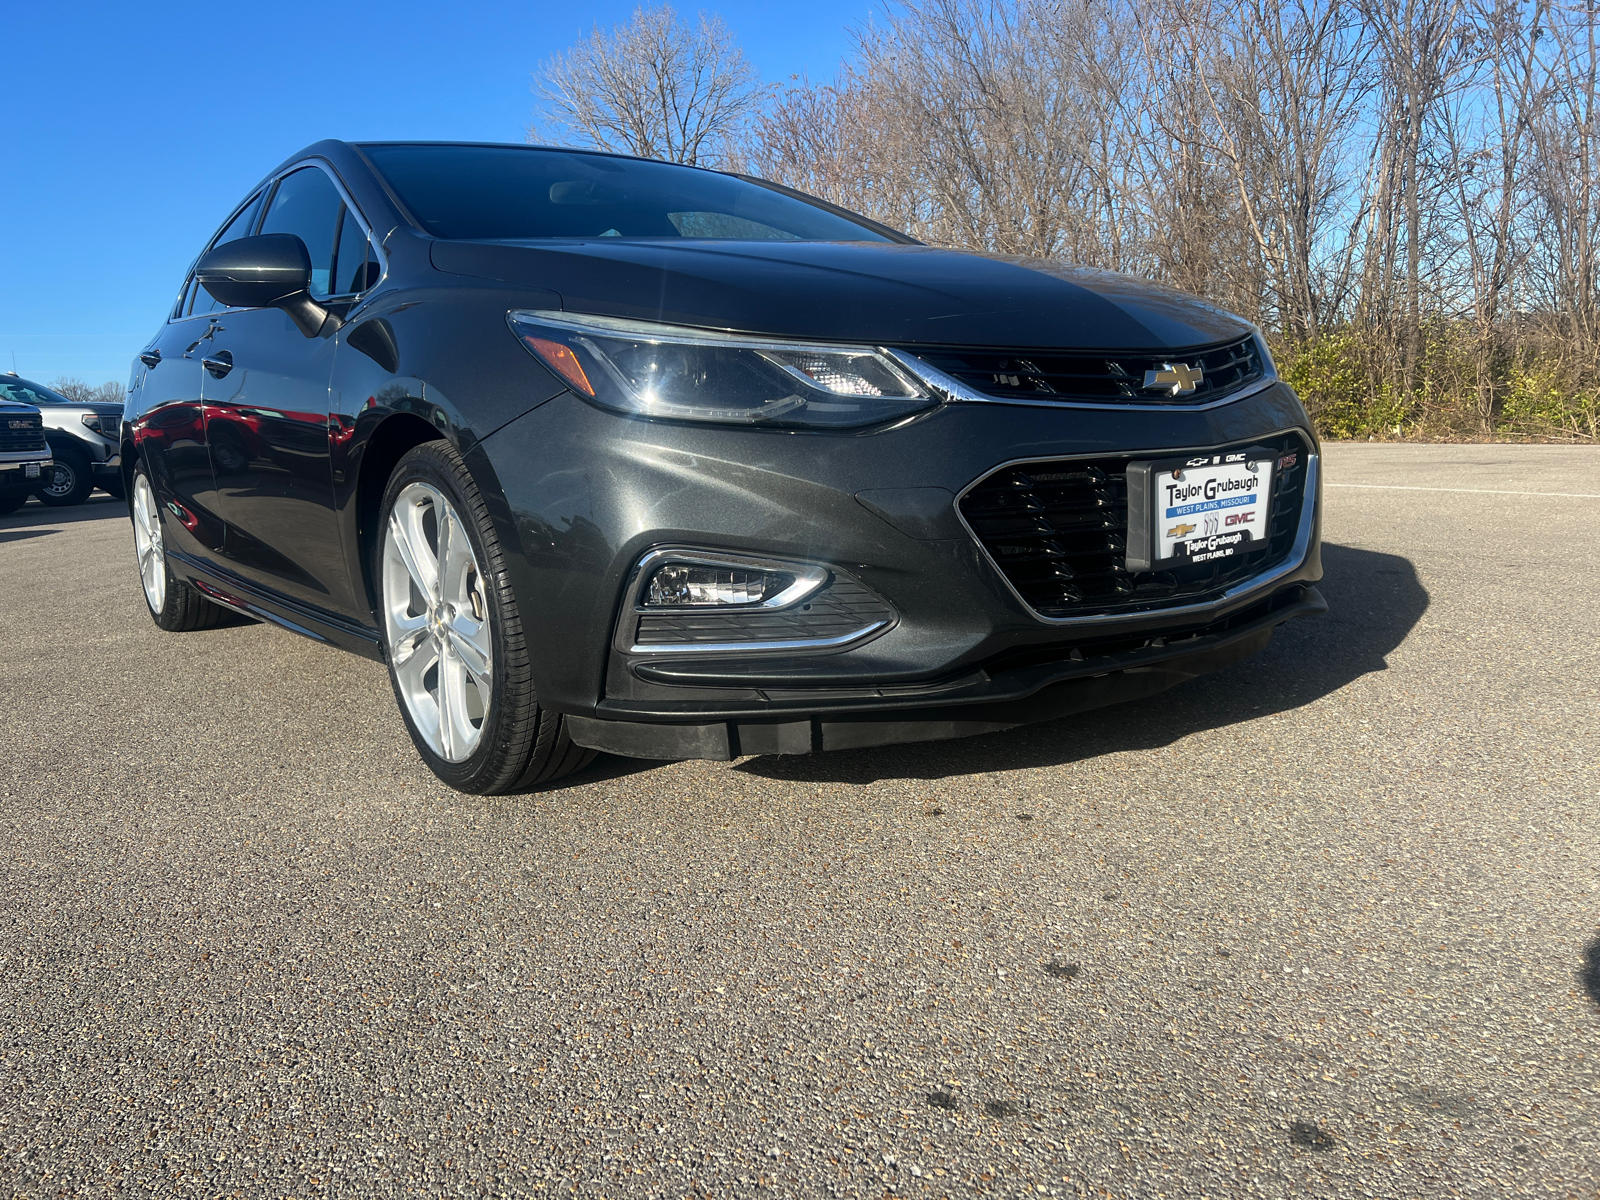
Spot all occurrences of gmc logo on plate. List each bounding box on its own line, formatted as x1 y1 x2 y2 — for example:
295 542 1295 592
8 420 30 429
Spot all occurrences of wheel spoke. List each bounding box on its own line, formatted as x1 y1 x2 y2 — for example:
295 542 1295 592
445 617 491 689
390 618 429 665
394 633 441 751
389 507 437 598
439 652 467 760
435 507 454 591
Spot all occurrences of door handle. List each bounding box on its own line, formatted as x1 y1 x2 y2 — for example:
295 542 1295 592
202 350 234 379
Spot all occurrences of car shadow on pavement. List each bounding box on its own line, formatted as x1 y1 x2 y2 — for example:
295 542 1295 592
729 542 1428 785
0 494 125 543
1581 934 1600 1012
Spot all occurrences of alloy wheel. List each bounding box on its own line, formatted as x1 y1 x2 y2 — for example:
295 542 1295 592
381 482 494 763
132 473 166 613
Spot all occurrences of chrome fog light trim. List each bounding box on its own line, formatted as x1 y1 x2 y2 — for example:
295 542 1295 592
614 547 895 657
630 549 828 612
627 621 890 656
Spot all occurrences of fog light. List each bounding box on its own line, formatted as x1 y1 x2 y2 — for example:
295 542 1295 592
645 564 792 607
635 552 830 610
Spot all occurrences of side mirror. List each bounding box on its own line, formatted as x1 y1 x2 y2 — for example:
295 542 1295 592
195 234 341 339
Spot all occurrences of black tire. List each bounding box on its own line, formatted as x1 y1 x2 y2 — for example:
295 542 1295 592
130 460 229 632
101 475 125 500
0 492 26 515
376 441 595 794
35 445 93 506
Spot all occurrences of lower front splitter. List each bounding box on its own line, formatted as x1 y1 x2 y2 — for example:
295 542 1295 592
565 584 1325 760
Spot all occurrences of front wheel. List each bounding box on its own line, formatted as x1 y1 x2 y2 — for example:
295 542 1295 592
131 462 228 631
0 492 26 515
36 446 92 506
377 442 594 793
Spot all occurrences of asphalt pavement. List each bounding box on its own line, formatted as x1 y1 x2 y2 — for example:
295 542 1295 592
1 443 1597 1198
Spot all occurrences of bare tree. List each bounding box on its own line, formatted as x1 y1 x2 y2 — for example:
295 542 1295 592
1357 0 1473 395
740 0 1597 438
1440 0 1546 427
1161 0 1373 340
48 377 123 405
533 6 768 168
1528 0 1600 369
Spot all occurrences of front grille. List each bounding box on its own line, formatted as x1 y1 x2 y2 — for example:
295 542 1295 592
0 415 47 454
907 333 1266 406
631 575 893 648
959 433 1309 619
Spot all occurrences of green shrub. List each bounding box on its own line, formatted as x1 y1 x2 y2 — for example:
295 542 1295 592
1498 363 1600 440
1278 334 1410 439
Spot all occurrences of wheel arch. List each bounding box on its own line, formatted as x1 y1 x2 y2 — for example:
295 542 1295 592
354 412 446 611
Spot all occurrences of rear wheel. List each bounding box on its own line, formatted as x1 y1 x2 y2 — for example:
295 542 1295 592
131 462 228 631
377 442 594 793
36 446 92 506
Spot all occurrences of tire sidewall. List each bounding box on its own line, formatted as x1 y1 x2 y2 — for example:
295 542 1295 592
376 443 524 792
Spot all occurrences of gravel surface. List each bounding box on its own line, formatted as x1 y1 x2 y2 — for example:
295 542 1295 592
1 443 1597 1198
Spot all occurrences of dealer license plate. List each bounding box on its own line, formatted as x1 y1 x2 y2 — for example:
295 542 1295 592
1153 455 1273 563
24 463 40 479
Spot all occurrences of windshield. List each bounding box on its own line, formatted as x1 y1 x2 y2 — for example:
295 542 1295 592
360 144 898 243
0 378 68 406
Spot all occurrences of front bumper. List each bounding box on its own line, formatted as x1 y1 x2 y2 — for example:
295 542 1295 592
478 381 1323 757
0 452 54 493
565 583 1324 759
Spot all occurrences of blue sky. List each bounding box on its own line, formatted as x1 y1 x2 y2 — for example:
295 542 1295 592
0 0 870 387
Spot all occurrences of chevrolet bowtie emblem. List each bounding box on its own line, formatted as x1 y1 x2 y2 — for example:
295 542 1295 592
1142 362 1204 395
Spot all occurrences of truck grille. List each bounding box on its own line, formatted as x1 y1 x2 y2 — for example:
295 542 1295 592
906 333 1266 406
0 415 47 454
958 432 1310 619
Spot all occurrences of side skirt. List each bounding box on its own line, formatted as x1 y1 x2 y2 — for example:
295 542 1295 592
168 549 385 662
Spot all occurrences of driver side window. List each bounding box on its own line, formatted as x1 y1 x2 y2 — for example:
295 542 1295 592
258 166 344 300
185 191 263 318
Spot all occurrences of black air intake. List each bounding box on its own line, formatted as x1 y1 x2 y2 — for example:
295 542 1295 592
958 433 1310 619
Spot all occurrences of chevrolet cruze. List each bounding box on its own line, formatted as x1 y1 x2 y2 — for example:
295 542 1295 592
124 140 1324 793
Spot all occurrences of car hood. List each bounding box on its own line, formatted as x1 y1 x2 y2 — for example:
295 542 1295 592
429 239 1253 352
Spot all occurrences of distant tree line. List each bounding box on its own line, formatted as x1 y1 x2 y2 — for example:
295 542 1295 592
535 1 1600 441
50 378 123 406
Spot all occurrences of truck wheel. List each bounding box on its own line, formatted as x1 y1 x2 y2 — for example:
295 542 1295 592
0 493 26 515
36 446 93 506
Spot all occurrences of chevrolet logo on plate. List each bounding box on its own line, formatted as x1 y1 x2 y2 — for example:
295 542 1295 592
1142 362 1204 395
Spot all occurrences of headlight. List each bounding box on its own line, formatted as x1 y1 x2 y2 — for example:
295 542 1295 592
508 310 935 429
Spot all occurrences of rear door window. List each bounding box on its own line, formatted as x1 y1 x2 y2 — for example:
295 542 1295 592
258 166 344 298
